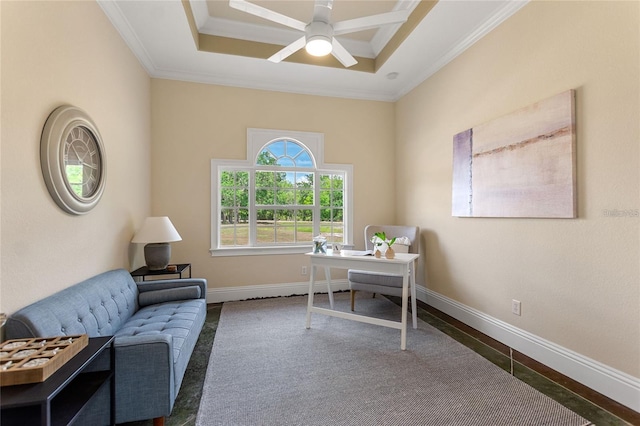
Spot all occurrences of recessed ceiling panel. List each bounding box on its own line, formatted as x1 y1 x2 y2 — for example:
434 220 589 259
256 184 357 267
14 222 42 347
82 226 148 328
98 0 529 101
206 0 399 42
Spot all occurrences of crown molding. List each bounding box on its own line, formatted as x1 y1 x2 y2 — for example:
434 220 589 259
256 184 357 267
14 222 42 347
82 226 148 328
149 65 398 102
396 0 529 101
370 0 421 56
99 0 529 102
97 0 158 74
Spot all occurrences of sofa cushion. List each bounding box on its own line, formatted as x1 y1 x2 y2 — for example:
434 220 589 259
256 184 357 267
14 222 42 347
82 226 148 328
348 270 403 288
115 298 207 389
138 285 201 307
348 270 407 297
5 269 139 339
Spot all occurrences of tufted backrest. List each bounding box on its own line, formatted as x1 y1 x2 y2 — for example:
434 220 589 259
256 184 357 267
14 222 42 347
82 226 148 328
364 225 420 254
5 269 139 340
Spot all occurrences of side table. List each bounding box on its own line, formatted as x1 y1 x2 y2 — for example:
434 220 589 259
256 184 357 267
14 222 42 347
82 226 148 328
130 263 191 282
0 335 115 426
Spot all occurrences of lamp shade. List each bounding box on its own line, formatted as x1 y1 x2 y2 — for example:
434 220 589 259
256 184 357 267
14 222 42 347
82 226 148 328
131 217 182 244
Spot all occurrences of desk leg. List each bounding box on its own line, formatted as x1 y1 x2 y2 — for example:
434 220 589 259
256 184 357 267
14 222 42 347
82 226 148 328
411 260 418 329
400 266 409 350
306 265 316 328
325 266 334 309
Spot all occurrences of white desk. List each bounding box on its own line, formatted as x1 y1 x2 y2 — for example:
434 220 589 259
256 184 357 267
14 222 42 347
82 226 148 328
305 250 419 350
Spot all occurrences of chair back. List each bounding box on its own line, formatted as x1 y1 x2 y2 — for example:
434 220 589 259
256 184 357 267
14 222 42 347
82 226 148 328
364 225 420 254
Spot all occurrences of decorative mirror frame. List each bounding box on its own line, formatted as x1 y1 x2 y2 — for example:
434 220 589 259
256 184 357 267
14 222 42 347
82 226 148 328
40 105 107 215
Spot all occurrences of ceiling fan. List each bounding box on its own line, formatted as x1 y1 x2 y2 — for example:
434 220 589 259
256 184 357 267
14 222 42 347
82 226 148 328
228 0 411 68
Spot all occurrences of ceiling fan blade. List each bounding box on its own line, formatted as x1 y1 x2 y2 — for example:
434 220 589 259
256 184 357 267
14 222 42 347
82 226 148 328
229 0 306 32
331 38 357 68
268 36 307 63
333 9 410 36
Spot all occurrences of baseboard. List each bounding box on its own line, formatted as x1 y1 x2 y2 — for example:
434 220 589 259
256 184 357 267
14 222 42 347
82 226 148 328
416 286 640 413
206 279 349 304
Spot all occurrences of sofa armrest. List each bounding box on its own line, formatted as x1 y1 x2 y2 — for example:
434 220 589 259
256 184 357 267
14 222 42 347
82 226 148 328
114 333 172 348
137 278 207 298
113 334 174 422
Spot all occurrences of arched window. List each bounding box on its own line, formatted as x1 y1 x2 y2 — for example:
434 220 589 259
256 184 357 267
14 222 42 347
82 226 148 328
211 128 352 256
256 139 314 167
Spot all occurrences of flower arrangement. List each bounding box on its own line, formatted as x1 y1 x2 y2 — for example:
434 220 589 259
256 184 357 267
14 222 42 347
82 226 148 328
372 232 396 247
371 232 397 258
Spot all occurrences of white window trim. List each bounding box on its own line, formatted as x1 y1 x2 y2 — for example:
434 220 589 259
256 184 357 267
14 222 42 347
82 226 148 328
210 128 353 257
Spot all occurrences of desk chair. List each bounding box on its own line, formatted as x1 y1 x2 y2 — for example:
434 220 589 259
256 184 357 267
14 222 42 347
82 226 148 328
348 225 420 327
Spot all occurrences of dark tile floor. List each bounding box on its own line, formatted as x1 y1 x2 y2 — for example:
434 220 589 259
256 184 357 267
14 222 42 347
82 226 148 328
406 298 638 426
124 298 638 426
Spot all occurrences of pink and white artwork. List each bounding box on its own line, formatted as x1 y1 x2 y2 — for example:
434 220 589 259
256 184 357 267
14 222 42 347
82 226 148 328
452 90 577 218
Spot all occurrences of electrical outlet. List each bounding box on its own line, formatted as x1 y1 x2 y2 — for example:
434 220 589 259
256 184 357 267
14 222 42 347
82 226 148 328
512 299 521 316
301 266 308 276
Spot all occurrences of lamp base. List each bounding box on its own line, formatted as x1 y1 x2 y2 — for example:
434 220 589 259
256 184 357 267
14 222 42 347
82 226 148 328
144 243 171 270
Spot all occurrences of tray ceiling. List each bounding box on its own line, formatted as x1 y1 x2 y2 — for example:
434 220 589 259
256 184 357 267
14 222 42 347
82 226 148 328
98 0 528 101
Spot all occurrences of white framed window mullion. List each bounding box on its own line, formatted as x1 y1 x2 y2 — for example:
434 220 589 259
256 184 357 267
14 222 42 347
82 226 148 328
249 168 257 246
312 171 320 239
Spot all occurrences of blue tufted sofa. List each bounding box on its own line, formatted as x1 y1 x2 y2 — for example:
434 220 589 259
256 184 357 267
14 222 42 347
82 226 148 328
4 268 207 425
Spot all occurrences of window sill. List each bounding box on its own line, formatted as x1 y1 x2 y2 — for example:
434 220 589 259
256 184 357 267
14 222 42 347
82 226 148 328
210 245 312 257
210 244 354 257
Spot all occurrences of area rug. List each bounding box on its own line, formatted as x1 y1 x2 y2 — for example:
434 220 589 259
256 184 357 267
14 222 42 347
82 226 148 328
196 293 591 426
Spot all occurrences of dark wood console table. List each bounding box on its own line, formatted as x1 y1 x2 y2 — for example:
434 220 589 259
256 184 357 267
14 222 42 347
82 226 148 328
0 336 115 426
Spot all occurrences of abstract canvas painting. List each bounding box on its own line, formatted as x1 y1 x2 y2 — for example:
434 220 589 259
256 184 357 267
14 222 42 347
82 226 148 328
452 90 576 218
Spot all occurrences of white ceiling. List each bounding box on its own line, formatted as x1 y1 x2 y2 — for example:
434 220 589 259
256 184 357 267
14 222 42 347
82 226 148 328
98 0 528 102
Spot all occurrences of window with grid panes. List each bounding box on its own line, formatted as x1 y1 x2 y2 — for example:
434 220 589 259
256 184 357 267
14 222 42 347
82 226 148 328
211 129 352 256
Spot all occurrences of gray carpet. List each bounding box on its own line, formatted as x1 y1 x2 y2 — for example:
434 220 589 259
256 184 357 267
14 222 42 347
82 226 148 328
196 293 591 426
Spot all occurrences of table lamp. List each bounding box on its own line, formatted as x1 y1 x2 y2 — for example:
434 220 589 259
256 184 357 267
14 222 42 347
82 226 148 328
131 216 182 270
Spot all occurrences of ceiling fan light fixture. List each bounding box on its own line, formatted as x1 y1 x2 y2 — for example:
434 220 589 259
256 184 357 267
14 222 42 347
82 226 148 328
232 0 408 67
305 35 332 56
305 21 333 57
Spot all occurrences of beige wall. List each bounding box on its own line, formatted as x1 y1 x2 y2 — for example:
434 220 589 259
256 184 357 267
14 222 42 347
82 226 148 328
396 1 639 376
0 0 151 314
151 80 395 288
1 0 636 395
